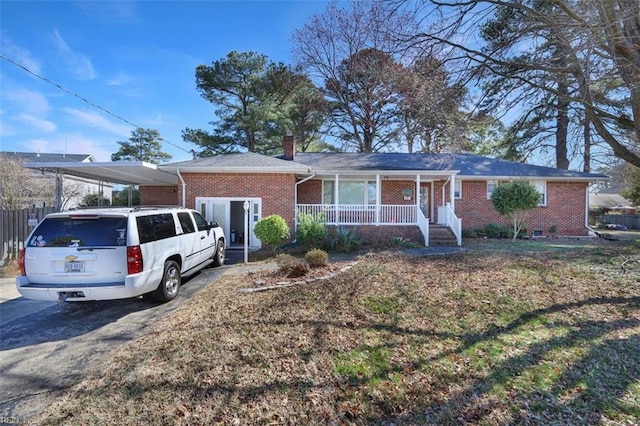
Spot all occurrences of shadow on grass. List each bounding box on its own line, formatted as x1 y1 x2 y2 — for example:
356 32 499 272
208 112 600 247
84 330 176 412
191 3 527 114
381 295 640 424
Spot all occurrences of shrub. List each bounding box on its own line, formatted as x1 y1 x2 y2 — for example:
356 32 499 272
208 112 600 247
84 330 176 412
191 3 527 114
287 261 309 278
296 212 327 248
305 248 329 267
392 236 418 248
254 215 290 255
275 254 309 277
482 223 512 239
330 227 362 253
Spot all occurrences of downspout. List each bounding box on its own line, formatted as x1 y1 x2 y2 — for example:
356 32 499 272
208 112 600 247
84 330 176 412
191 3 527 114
294 173 316 232
441 177 451 207
177 168 186 208
585 184 598 236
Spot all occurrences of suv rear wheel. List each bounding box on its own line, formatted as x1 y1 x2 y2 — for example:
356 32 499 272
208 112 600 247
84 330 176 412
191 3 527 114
152 260 181 302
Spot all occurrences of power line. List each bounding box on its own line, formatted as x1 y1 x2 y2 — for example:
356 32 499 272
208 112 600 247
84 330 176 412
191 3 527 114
0 53 190 154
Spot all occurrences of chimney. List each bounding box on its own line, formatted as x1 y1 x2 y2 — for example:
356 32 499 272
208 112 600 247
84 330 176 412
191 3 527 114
283 134 295 160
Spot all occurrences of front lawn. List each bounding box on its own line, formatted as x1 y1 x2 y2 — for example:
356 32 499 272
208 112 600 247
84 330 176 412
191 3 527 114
37 238 640 425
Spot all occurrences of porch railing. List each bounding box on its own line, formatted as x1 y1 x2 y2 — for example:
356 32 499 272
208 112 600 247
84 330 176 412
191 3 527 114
296 204 417 225
437 202 462 246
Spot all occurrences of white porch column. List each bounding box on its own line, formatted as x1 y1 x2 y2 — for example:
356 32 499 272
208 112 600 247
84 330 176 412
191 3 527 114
334 174 339 224
416 174 421 222
450 174 456 211
376 174 381 225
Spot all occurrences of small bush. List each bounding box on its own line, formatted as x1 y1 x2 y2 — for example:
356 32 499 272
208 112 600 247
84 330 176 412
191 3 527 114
275 253 309 277
287 261 309 278
462 228 478 238
254 215 290 254
481 223 512 239
392 236 419 248
275 253 297 272
305 249 329 267
296 212 327 248
330 227 362 253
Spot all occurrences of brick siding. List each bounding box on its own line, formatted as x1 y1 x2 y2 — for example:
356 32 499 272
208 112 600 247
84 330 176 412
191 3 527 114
454 180 589 236
141 176 591 240
140 186 179 206
178 172 297 232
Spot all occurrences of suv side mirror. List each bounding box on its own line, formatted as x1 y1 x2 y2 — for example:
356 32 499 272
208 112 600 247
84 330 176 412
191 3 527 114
209 221 219 228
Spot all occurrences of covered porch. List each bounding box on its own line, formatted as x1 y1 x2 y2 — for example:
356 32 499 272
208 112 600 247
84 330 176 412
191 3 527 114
295 171 462 246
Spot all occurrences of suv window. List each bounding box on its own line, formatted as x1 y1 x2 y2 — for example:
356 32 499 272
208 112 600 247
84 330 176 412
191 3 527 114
177 212 195 234
192 212 209 232
28 217 129 248
136 213 176 244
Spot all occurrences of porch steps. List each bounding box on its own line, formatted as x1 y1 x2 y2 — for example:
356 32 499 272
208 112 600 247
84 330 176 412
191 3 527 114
429 225 458 247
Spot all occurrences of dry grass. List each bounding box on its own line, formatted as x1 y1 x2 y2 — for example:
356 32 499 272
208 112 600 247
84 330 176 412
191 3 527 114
35 238 640 425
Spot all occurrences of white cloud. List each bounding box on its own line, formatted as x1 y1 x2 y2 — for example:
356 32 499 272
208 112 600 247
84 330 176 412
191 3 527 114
26 134 116 162
61 107 132 136
3 87 50 116
14 114 57 133
0 36 42 74
106 71 134 87
51 29 97 80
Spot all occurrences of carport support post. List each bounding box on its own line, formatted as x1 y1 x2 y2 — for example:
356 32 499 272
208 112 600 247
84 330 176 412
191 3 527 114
243 200 249 264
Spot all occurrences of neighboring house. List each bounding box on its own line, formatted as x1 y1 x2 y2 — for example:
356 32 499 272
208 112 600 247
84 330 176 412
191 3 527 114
589 182 635 212
2 152 112 209
145 136 607 249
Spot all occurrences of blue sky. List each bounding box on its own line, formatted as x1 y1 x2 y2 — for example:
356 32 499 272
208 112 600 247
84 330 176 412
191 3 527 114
0 0 329 162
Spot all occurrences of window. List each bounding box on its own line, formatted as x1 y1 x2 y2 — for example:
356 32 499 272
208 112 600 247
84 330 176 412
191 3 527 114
136 214 176 243
487 181 498 199
454 180 462 199
29 217 128 247
177 212 195 234
533 181 547 206
192 211 210 231
323 180 377 205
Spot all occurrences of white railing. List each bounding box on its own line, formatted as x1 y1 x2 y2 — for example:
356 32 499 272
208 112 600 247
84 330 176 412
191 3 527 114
296 204 417 225
437 202 462 246
417 208 429 247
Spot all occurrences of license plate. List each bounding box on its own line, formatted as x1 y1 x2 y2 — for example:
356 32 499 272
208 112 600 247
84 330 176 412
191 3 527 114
65 261 85 273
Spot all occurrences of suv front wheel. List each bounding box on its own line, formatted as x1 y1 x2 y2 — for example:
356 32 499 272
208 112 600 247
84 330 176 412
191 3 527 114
152 260 181 302
212 239 225 267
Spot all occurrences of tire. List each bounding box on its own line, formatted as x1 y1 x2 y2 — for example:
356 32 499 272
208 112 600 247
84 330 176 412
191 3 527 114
152 260 181 302
212 239 225 267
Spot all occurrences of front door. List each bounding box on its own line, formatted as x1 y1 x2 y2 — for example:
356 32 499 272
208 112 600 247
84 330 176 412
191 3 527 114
196 197 261 249
419 186 429 220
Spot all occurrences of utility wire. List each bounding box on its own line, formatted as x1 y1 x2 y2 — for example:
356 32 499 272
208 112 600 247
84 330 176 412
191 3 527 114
0 53 191 154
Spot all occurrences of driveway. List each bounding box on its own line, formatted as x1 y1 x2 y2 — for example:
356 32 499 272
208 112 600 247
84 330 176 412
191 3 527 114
0 250 256 423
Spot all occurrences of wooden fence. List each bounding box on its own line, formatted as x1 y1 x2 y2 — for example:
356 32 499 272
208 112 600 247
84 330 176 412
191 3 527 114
1 207 56 261
600 214 640 230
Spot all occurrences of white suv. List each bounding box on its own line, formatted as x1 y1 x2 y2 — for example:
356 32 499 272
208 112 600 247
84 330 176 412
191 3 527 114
16 206 225 303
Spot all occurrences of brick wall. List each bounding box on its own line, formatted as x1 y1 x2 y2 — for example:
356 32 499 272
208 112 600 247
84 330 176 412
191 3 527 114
140 186 179 205
179 172 297 231
454 180 589 236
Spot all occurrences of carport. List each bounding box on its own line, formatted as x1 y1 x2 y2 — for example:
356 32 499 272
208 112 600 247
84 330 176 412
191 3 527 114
23 161 180 210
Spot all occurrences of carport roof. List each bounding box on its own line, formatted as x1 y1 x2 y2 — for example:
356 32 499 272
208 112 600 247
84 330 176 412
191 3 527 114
23 161 179 185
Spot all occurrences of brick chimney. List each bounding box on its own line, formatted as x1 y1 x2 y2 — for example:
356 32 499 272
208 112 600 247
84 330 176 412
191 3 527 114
283 135 295 160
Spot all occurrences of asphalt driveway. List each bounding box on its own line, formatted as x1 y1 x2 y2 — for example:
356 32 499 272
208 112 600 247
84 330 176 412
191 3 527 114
0 250 254 423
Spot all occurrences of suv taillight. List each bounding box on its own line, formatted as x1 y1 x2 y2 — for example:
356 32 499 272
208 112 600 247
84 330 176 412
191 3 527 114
127 245 143 274
19 248 26 276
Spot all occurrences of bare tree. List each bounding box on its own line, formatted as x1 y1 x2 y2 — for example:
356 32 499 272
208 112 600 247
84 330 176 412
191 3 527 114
292 1 424 152
0 154 55 209
394 0 640 167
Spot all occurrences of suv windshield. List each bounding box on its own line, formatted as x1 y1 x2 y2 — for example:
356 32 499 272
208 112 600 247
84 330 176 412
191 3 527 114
28 217 129 248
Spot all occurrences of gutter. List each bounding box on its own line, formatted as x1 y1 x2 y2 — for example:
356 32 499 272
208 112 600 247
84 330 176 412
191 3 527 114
177 168 186 208
294 172 316 233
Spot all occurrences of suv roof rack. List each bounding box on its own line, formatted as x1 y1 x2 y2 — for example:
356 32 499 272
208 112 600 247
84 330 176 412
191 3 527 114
68 205 184 212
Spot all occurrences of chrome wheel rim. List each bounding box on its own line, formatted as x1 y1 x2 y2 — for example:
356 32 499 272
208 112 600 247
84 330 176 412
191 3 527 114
164 266 179 297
